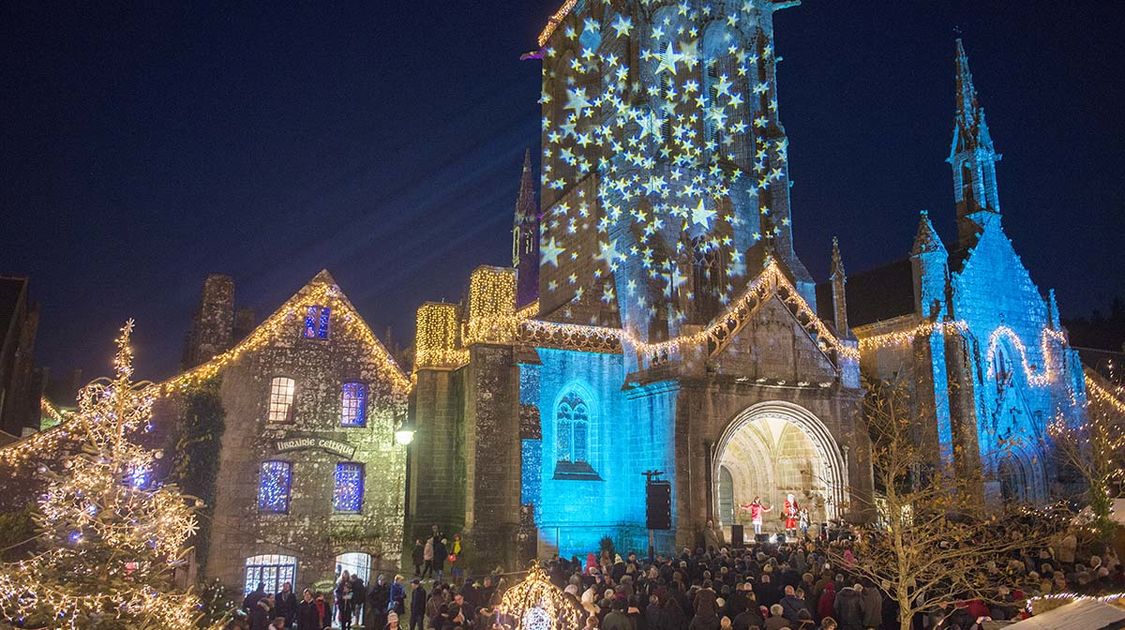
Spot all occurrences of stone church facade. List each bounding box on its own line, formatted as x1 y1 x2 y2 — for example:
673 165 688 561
408 0 1088 568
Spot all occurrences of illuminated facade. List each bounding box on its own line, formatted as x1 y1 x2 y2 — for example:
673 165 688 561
409 3 1090 564
161 270 409 592
837 41 1088 504
410 0 873 563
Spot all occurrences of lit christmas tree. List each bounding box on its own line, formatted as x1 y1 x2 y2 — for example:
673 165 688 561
500 564 586 630
0 321 205 629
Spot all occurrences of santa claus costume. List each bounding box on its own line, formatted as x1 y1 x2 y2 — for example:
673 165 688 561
783 493 799 539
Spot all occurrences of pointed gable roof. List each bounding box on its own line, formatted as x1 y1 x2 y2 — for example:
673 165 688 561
161 270 411 395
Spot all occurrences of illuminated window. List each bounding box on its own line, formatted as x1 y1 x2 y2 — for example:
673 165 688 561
258 461 292 513
334 462 364 513
267 377 296 423
303 305 331 339
555 391 598 480
341 382 367 427
244 554 296 595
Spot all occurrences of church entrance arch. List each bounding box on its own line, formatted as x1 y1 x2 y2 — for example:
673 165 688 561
713 401 848 533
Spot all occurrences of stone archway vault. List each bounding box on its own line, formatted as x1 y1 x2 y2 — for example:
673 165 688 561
713 401 848 526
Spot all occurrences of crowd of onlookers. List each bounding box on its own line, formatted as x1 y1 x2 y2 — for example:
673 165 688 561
227 525 1124 630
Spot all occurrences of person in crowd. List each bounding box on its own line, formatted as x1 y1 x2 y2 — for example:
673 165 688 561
351 573 367 627
449 533 464 584
249 595 274 630
275 582 297 628
386 611 400 630
412 539 425 577
764 603 788 630
389 574 407 616
366 574 390 630
336 577 354 630
408 578 426 630
268 617 287 630
296 589 323 630
433 537 448 583
244 582 268 612
422 538 435 579
832 584 863 630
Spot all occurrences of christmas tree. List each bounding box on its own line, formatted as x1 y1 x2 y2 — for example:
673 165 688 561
0 321 204 629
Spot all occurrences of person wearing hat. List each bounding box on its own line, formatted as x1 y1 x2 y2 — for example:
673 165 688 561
408 578 426 630
385 611 400 629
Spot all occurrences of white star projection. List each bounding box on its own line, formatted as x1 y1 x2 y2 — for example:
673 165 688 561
538 3 790 319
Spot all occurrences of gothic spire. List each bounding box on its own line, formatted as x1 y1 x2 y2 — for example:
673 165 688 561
911 210 946 256
514 149 537 226
830 237 848 336
948 39 1002 248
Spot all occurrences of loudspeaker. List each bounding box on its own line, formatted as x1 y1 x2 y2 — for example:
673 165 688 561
755 533 769 543
645 481 672 530
730 524 744 548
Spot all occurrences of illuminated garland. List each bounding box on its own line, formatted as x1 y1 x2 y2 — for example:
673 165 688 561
500 564 586 630
1024 592 1125 615
1085 374 1125 415
538 0 578 47
160 275 411 394
856 320 1074 389
984 325 1068 386
0 321 209 629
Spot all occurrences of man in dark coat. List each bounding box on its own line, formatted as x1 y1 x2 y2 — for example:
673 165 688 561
432 537 448 582
249 597 273 630
275 582 298 627
411 540 425 577
349 574 366 627
366 574 390 630
833 584 865 630
779 585 810 623
409 579 426 630
244 582 268 613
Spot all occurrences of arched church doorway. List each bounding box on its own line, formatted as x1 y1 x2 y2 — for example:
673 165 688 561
713 401 847 535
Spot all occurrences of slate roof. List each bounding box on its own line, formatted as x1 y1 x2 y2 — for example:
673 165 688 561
816 259 916 328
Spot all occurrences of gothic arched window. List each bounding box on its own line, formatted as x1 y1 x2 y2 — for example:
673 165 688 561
554 390 599 480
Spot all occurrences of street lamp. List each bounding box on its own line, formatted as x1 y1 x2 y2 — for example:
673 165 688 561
394 420 416 446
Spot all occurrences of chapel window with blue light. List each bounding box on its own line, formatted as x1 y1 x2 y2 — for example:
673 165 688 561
258 461 292 513
334 462 364 513
303 305 330 339
554 391 599 480
341 382 367 427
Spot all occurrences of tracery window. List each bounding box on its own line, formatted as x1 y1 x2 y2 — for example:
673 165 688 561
341 382 367 427
244 554 296 595
554 391 599 480
267 377 296 423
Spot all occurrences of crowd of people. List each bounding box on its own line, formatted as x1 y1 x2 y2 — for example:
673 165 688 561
228 523 1123 630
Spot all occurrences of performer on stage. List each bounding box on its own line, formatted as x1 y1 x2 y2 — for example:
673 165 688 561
783 493 800 539
738 497 772 536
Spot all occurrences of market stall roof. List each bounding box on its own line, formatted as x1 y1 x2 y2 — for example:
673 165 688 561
1007 599 1125 630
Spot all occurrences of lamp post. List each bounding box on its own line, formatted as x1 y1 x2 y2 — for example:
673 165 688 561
394 420 416 446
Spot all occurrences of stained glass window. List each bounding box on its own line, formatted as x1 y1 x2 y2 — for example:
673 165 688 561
268 377 296 423
341 382 367 427
334 462 364 513
258 461 292 513
303 305 331 339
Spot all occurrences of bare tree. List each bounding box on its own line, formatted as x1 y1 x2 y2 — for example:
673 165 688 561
826 377 1063 630
1049 367 1125 540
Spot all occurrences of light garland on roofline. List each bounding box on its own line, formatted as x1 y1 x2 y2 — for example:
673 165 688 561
1085 375 1125 414
537 0 578 47
1024 591 1125 615
160 278 411 395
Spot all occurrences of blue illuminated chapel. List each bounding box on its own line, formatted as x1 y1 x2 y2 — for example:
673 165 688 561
407 1 1087 567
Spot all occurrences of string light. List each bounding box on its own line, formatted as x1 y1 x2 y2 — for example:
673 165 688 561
500 564 587 630
465 267 520 346
161 275 411 395
857 320 969 351
1086 374 1125 415
0 321 207 629
415 302 469 370
538 0 578 47
983 325 1067 386
1024 592 1125 615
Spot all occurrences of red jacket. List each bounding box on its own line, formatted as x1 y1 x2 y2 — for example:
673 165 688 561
817 584 836 621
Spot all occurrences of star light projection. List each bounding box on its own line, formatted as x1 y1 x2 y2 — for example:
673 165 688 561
538 1 792 327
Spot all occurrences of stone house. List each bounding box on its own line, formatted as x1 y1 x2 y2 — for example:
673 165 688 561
160 270 410 594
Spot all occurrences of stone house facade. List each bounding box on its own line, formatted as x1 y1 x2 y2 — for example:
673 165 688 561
160 270 410 593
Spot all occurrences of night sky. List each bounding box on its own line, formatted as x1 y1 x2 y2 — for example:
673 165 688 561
2 1 1122 383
